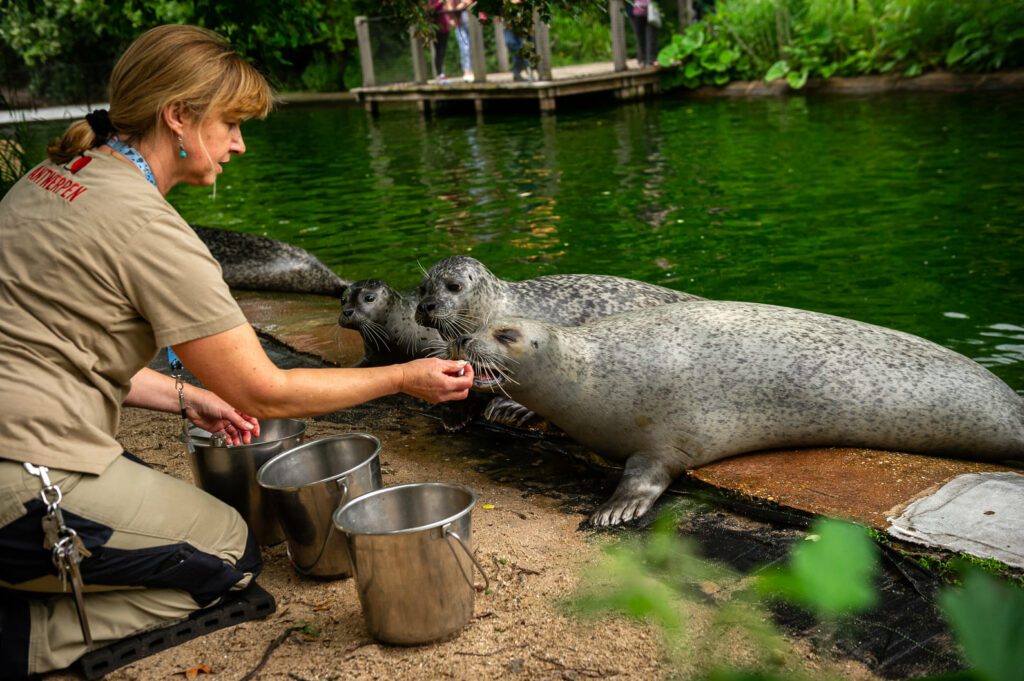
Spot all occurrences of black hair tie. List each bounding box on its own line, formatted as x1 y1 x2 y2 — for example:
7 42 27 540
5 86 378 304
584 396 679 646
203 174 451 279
85 109 112 145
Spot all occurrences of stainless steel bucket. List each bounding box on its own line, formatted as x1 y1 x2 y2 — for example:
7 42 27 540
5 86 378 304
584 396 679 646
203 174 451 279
256 434 382 579
184 418 306 546
332 482 488 645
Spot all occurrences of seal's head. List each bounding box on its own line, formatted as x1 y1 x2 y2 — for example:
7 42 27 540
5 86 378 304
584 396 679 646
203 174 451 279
446 317 554 395
338 279 395 349
415 256 500 340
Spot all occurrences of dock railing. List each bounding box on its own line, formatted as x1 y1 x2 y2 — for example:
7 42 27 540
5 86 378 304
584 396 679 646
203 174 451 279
355 1 696 88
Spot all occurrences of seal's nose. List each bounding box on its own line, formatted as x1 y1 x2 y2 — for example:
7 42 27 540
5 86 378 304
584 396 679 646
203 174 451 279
417 300 436 315
455 334 472 350
342 309 353 318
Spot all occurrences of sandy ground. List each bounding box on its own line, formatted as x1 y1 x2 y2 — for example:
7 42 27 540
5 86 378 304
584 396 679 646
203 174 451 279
39 396 887 681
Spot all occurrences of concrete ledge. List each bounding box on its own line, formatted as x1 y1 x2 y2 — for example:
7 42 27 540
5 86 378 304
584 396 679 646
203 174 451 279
691 69 1024 97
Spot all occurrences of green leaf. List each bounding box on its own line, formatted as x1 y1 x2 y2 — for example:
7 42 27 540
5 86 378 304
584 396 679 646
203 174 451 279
786 68 809 90
765 60 789 83
757 519 878 617
939 567 1024 681
947 40 970 66
718 48 739 65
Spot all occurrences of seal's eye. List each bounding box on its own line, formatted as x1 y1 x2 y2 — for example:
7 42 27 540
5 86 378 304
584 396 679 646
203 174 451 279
363 294 376 303
494 328 522 346
418 285 426 296
447 283 462 293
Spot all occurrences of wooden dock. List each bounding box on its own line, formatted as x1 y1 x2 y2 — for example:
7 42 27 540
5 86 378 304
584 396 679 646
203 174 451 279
351 0 693 115
353 60 669 114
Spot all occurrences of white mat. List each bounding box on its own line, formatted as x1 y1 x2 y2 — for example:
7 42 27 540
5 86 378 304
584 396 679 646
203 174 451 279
886 471 1024 569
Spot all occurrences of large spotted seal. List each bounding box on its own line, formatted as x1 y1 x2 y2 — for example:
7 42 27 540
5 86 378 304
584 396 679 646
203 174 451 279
415 255 702 340
338 279 442 367
447 301 1024 526
192 224 351 297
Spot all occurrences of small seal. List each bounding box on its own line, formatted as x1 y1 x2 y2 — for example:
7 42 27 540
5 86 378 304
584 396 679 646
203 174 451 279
448 301 1024 526
336 279 520 432
338 279 442 367
414 255 703 340
192 224 350 297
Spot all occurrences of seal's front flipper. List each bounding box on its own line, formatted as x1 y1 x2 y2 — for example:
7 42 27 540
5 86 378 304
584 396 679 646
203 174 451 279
590 453 677 526
483 396 536 427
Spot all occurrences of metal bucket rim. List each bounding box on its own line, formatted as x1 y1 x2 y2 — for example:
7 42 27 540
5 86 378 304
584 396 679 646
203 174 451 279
184 418 307 450
255 433 381 492
332 481 477 537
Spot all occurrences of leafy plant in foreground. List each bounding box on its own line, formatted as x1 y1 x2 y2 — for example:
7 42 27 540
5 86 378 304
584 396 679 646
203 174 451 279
570 507 1024 681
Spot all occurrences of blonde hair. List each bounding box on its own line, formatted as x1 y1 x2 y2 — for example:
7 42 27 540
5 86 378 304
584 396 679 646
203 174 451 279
48 24 274 164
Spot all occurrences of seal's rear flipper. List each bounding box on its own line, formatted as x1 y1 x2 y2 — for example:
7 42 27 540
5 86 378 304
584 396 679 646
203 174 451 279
78 581 275 680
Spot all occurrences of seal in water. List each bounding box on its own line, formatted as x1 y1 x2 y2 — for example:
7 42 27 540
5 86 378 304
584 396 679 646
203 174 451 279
338 279 443 367
447 301 1024 525
192 224 351 297
414 255 703 340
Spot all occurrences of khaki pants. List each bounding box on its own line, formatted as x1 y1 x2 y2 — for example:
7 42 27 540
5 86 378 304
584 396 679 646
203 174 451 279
0 455 258 675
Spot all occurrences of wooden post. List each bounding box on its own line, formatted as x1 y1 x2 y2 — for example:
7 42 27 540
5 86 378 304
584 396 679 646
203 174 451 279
610 0 627 72
678 0 695 30
494 17 509 72
532 9 552 80
355 16 375 87
410 26 427 84
468 12 488 82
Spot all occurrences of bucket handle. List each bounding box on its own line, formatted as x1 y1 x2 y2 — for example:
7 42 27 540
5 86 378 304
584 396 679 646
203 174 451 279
334 476 348 498
443 526 490 592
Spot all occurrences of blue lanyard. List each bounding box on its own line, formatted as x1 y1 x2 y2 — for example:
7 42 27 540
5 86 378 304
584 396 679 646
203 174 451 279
105 137 176 365
106 136 157 189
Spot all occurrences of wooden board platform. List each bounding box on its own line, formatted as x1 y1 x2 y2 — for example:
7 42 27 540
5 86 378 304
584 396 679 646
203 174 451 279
353 61 669 113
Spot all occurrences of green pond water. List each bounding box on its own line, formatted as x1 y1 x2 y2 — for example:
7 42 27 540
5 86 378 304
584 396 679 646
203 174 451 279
22 91 1024 392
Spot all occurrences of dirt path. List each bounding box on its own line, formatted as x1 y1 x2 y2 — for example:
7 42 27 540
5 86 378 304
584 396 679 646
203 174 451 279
39 394 893 681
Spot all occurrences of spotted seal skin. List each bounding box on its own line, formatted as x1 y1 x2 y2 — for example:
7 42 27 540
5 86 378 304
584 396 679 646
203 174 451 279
338 279 443 367
192 224 351 297
414 255 703 341
447 301 1024 526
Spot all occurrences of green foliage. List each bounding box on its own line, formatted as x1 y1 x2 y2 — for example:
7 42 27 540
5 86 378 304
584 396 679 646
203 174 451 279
658 22 750 89
570 505 1024 681
549 5 613 66
301 52 343 92
0 93 29 198
0 0 606 101
657 0 1024 91
568 510 884 679
757 519 878 617
938 564 1024 681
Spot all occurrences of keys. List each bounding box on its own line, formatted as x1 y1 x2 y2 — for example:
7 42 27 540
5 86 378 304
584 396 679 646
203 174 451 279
41 513 61 550
57 537 94 646
24 462 94 644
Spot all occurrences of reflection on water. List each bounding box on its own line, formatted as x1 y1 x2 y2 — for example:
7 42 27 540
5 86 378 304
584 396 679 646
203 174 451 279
19 91 1022 391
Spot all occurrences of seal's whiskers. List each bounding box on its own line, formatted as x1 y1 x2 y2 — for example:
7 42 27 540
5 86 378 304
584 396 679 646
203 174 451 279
361 321 391 351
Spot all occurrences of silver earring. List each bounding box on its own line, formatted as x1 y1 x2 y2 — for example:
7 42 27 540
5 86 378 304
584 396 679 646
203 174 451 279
177 136 187 158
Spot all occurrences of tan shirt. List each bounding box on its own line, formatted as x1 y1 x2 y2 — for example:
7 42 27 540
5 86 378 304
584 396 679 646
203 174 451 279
0 151 247 474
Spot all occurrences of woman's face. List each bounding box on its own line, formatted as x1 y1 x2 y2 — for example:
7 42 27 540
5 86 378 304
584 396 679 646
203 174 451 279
180 110 246 186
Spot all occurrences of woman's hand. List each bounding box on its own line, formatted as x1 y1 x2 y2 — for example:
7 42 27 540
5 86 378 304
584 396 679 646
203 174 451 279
399 358 475 404
185 390 261 445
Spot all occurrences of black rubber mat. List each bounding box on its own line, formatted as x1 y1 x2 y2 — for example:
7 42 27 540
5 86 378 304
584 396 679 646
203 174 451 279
78 581 276 680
